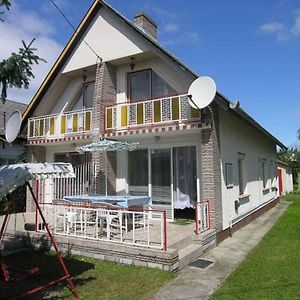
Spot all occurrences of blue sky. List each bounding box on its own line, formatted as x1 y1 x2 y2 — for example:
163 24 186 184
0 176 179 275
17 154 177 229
1 0 299 147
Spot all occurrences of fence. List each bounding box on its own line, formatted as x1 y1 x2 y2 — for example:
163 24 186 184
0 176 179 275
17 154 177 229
195 201 210 235
38 203 167 251
53 162 96 199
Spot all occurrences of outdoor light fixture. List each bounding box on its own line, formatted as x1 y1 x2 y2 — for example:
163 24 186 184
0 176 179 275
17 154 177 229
130 57 135 71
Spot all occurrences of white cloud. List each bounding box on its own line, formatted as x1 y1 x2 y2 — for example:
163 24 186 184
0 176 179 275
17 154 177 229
259 12 300 41
163 31 201 46
150 6 178 19
163 23 179 33
0 4 63 104
260 22 285 34
290 15 300 35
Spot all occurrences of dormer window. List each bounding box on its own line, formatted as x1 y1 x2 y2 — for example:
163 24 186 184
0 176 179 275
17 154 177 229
128 69 177 102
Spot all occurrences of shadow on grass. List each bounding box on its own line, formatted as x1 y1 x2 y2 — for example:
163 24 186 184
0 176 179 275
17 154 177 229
0 248 95 300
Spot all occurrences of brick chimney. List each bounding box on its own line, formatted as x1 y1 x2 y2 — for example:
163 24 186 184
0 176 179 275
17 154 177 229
134 12 157 40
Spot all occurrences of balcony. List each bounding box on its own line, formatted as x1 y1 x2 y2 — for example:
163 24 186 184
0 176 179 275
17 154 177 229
28 108 93 140
105 94 201 131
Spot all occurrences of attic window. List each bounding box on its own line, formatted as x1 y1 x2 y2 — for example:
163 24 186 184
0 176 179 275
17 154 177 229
128 69 177 102
225 163 233 188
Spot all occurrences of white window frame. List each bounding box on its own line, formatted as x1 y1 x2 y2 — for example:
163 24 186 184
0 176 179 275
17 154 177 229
225 163 233 188
261 159 268 189
238 153 247 196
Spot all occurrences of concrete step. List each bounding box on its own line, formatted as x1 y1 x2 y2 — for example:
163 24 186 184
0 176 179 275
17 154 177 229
178 243 203 270
169 235 193 251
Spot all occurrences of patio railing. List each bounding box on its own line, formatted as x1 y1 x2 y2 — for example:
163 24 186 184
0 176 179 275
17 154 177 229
38 203 167 251
106 94 201 131
195 201 210 235
28 108 93 139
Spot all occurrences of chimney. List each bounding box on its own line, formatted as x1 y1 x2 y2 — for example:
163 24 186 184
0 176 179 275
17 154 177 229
134 12 157 40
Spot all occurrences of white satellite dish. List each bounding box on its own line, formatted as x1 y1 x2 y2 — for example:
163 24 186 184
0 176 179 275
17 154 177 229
188 76 217 109
5 110 22 143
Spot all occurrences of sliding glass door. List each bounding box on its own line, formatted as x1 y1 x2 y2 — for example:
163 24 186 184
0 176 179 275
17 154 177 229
173 146 197 209
151 149 172 205
128 149 149 196
127 146 197 218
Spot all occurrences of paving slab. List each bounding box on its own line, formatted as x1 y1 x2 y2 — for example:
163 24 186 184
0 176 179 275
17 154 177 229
154 200 290 300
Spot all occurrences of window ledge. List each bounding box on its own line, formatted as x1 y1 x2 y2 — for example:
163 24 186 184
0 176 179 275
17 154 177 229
239 193 250 200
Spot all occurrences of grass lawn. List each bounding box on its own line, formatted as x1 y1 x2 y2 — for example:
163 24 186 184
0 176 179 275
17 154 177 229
210 192 300 300
171 219 194 226
0 250 175 300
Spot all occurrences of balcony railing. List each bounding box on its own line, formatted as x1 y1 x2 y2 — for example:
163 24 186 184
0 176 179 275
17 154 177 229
105 94 201 131
28 108 93 140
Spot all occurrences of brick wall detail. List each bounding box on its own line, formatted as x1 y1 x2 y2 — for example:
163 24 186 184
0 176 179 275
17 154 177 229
92 62 117 194
200 104 223 232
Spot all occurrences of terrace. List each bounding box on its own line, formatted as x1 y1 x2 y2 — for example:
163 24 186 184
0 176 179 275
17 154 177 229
105 94 201 132
27 108 93 141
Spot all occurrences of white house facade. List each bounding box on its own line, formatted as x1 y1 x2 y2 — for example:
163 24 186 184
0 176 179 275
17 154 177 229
21 0 286 267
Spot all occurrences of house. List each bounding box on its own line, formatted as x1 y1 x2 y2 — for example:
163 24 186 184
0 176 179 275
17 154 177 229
0 100 27 164
21 0 286 268
278 160 293 195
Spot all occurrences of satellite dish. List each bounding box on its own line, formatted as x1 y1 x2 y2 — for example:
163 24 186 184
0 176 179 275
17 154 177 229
229 100 240 110
5 111 22 143
188 76 217 109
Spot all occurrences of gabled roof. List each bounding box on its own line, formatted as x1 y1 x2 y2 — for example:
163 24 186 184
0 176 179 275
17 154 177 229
22 0 286 149
0 99 27 136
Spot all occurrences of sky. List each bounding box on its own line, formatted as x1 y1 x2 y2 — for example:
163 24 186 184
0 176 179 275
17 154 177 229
0 0 299 148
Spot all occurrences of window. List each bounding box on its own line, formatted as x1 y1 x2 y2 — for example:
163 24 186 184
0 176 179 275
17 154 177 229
71 81 95 110
83 81 95 108
225 163 233 188
238 154 246 195
128 69 177 102
262 159 267 189
152 72 176 98
128 70 151 102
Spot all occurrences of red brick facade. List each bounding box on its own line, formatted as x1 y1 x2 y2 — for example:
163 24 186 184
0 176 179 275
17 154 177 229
92 62 117 195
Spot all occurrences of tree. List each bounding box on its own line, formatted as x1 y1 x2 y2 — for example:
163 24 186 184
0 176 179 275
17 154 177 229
0 0 45 104
0 0 45 214
278 147 300 192
0 0 10 22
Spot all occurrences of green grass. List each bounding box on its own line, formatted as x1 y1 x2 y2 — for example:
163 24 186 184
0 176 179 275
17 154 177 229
1 251 175 300
210 192 300 300
171 219 194 226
